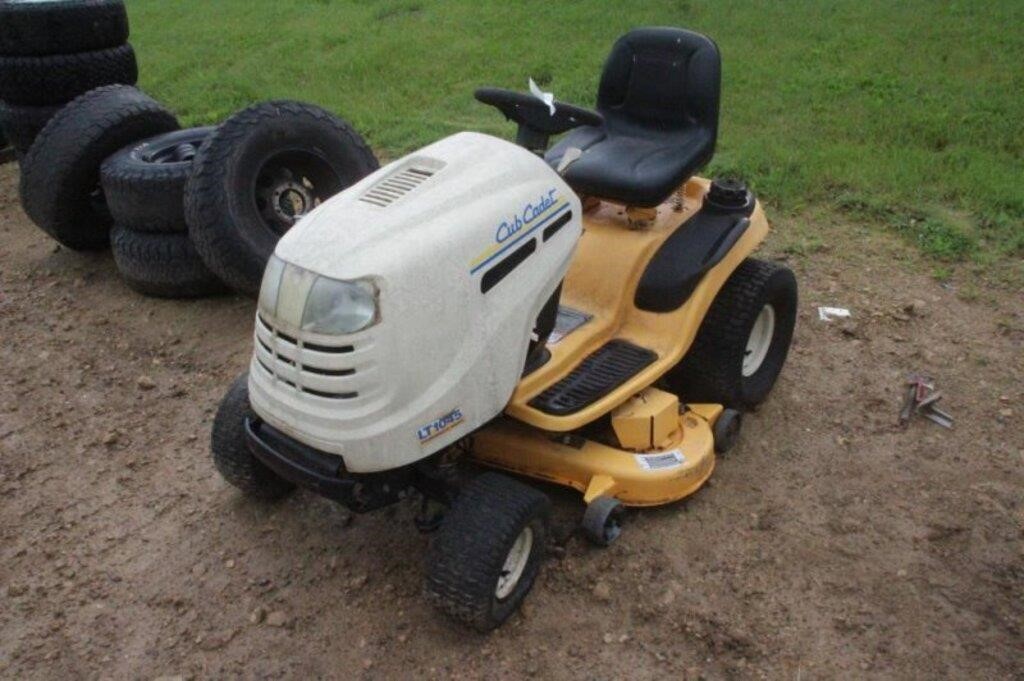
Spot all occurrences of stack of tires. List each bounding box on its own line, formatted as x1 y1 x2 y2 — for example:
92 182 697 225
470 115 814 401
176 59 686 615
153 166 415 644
0 0 137 158
5 1 381 300
19 84 379 299
101 126 226 298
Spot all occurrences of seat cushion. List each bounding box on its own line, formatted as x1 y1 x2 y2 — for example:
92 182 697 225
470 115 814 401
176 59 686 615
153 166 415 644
547 125 712 207
544 27 720 207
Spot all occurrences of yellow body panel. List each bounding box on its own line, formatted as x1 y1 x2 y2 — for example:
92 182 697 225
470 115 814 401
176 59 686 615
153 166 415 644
469 179 763 507
610 387 680 451
505 177 768 431
472 408 719 507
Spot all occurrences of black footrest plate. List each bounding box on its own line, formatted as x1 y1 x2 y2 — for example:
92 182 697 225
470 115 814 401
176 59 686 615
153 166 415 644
528 339 657 416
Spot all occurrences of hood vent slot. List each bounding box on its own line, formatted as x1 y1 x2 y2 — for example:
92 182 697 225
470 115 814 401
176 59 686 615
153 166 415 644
359 166 435 207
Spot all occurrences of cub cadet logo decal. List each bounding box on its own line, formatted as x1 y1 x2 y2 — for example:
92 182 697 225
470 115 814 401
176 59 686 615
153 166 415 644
495 189 558 243
469 189 570 274
417 408 464 445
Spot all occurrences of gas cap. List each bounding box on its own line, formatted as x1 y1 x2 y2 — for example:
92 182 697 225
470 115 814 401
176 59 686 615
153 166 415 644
705 178 750 211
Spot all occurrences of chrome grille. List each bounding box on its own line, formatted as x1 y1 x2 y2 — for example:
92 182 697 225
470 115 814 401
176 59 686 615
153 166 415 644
255 314 370 400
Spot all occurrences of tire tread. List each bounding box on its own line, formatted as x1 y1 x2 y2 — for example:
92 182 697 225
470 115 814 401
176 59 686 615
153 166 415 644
211 374 295 501
668 258 796 407
110 226 225 298
19 85 179 250
424 473 549 631
0 45 138 106
185 100 379 296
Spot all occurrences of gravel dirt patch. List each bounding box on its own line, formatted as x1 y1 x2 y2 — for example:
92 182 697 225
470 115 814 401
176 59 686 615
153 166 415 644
1 162 1021 679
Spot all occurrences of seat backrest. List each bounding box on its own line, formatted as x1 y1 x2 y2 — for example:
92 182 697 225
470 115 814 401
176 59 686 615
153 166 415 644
597 27 720 139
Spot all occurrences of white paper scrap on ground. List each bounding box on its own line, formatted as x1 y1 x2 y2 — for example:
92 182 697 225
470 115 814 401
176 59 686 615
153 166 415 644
818 306 851 322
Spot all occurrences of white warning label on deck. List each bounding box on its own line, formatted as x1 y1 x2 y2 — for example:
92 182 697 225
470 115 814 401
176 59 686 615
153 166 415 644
635 449 686 471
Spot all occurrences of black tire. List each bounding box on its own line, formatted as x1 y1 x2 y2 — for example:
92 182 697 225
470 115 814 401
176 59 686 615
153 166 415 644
110 225 225 298
211 373 295 501
0 44 138 107
19 85 179 251
712 408 743 454
0 130 12 165
0 0 128 56
0 102 61 156
667 258 797 408
101 127 214 233
425 473 550 631
185 100 379 296
581 496 625 546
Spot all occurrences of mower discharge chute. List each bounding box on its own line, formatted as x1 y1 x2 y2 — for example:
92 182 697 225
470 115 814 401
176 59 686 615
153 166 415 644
211 27 797 631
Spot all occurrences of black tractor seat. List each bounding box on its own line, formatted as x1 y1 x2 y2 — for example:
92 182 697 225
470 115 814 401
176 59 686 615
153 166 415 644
546 27 721 208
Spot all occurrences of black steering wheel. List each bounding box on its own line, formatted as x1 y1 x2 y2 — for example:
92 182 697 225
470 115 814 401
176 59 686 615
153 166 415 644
474 87 604 153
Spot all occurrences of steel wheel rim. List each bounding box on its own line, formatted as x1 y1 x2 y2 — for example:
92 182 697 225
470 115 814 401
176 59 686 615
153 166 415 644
145 141 198 164
743 304 776 377
495 526 534 600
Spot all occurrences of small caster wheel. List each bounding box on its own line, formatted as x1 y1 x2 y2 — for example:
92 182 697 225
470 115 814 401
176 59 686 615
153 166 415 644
713 408 743 454
582 496 624 546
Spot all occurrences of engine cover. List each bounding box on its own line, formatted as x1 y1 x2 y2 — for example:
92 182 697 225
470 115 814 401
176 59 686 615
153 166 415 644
248 132 582 472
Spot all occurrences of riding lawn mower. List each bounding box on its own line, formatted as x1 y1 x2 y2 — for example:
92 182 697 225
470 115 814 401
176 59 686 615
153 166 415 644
211 27 798 630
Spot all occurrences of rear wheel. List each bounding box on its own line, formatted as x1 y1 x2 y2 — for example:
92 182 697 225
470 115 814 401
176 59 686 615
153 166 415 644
211 373 295 501
666 258 797 408
424 473 550 631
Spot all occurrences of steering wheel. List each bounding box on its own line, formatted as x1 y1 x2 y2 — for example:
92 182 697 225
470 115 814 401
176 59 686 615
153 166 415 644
474 87 604 152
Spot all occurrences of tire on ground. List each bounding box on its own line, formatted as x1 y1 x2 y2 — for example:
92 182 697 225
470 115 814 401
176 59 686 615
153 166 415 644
211 372 296 501
665 258 797 408
0 102 61 156
425 472 550 631
0 44 138 106
110 225 225 298
185 100 379 296
18 85 179 251
0 0 128 56
101 127 215 233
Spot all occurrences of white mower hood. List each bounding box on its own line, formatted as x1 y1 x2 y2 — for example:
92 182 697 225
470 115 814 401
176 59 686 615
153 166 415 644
248 132 582 472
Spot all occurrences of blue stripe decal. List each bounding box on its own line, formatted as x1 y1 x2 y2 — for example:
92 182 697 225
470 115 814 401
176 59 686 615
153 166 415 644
470 203 571 275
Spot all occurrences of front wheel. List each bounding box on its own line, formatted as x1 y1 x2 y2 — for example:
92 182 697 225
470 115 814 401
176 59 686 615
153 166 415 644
424 473 550 631
211 372 295 501
666 258 797 409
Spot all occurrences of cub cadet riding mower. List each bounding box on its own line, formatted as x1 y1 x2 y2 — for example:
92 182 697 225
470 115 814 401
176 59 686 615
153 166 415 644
211 27 797 630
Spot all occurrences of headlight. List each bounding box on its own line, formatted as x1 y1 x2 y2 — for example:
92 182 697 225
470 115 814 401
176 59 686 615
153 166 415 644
258 255 286 317
301 276 378 335
258 254 379 335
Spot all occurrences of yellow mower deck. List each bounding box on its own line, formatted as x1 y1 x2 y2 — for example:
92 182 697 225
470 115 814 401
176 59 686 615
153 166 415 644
473 402 724 507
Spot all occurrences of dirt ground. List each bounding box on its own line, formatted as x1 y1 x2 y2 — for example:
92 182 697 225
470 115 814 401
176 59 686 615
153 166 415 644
1 160 1021 680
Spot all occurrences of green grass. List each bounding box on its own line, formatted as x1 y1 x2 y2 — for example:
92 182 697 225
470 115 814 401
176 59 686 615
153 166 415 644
129 0 1024 271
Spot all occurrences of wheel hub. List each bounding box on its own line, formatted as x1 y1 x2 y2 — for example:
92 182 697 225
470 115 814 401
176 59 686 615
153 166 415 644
495 526 533 599
255 164 321 234
271 181 314 224
743 303 775 377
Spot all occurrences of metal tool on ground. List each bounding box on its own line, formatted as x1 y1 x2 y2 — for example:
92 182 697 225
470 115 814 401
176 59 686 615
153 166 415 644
899 373 954 428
